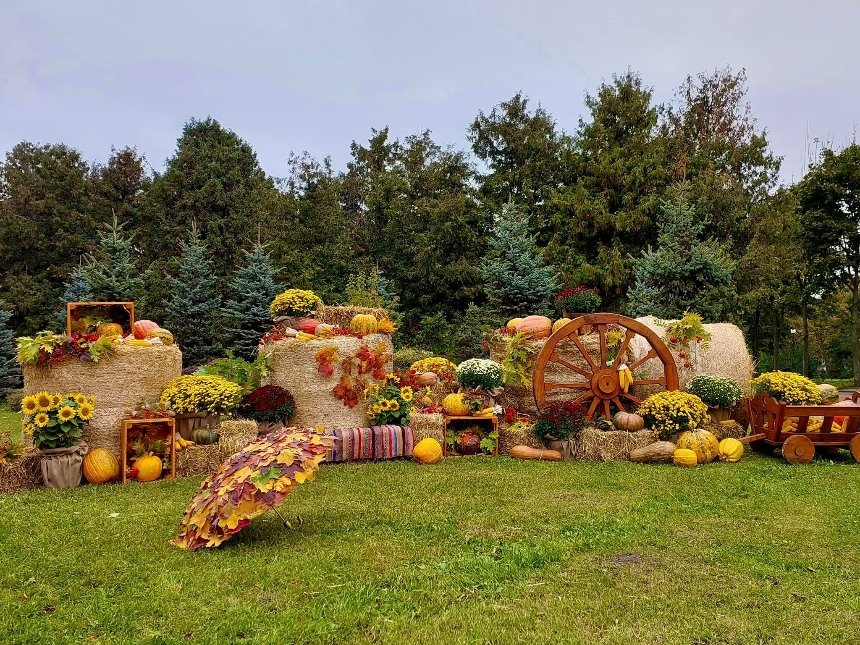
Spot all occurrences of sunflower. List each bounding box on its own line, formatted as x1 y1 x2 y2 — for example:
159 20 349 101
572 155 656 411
77 402 95 421
388 400 400 411
34 412 50 428
378 400 390 411
400 386 414 402
74 393 89 406
34 391 53 412
57 406 76 422
21 396 39 415
51 394 62 407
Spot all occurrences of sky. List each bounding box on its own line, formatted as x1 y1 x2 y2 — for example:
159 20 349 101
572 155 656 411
2 1 858 184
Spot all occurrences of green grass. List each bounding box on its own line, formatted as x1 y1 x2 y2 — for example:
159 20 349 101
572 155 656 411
812 377 857 389
0 404 21 443
1 455 859 644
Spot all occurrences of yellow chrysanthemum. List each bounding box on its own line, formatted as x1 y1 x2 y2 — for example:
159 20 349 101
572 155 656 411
57 406 76 422
34 412 50 428
21 396 39 415
400 386 414 402
77 403 95 421
34 391 53 412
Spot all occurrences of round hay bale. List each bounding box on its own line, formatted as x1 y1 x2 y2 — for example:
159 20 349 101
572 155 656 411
175 418 257 477
0 450 42 494
631 316 754 396
22 345 182 460
317 305 389 329
574 428 659 461
262 334 393 430
408 411 445 444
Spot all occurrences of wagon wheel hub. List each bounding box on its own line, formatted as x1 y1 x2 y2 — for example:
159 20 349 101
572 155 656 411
593 369 619 398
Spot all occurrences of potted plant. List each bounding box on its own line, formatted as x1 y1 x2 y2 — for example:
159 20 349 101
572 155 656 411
366 374 415 427
269 288 323 328
21 391 94 488
636 390 710 440
532 400 586 459
553 287 601 318
455 358 504 398
160 375 243 440
687 374 743 422
750 371 821 406
239 385 297 434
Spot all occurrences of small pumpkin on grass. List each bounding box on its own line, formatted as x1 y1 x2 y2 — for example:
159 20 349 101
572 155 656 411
413 438 442 464
718 437 744 463
133 454 163 482
673 448 698 467
350 314 378 335
676 428 720 464
83 448 120 484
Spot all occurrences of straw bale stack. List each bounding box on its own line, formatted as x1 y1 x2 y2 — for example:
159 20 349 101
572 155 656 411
175 418 257 477
317 305 389 329
574 428 659 461
0 450 41 494
408 411 445 444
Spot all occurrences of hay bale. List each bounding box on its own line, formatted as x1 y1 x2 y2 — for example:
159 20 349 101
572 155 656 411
263 334 393 430
22 345 183 460
574 428 659 461
408 411 445 444
631 317 754 395
0 450 42 494
498 421 543 455
317 305 389 329
707 421 747 441
175 418 257 477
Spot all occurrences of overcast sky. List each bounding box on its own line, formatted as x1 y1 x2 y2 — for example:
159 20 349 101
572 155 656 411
2 1 858 184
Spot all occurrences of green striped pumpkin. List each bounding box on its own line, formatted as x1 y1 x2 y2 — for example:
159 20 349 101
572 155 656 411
676 429 719 463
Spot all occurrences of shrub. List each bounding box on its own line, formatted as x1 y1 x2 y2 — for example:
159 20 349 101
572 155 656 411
196 352 268 394
394 347 434 371
5 388 24 411
687 374 743 408
456 358 503 391
637 390 709 439
533 401 586 440
553 287 601 315
751 371 821 405
160 375 243 415
239 385 296 424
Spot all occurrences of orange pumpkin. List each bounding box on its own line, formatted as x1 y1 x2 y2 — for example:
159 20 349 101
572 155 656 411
133 320 160 340
133 454 163 482
82 448 120 484
516 315 552 339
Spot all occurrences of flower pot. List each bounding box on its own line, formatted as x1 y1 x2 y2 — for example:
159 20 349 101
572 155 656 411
40 442 87 489
175 413 222 441
708 407 732 424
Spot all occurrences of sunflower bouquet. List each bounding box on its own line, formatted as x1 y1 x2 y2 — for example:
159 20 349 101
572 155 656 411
366 374 415 426
21 391 95 449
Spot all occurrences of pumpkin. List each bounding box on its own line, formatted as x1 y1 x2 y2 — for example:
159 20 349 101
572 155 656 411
146 328 174 345
133 454 163 482
510 445 562 461
613 411 645 432
552 318 572 333
82 448 120 484
314 323 335 338
676 428 720 464
377 317 396 334
629 441 676 463
191 428 220 445
133 320 160 340
97 322 124 337
350 314 378 335
442 393 470 416
295 318 321 334
718 438 744 463
673 448 698 467
516 315 552 339
457 428 482 455
818 383 840 405
415 371 438 387
506 318 524 332
413 438 443 464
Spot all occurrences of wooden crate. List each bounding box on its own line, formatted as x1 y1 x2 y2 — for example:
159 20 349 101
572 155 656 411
67 301 135 337
120 418 176 483
443 415 499 457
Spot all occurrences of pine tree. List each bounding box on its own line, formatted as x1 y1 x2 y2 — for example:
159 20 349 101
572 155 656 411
166 227 223 367
480 204 559 318
628 195 735 320
83 215 141 301
0 304 21 396
53 265 93 331
223 243 280 359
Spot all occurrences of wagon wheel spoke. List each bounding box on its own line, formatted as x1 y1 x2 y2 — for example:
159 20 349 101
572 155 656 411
572 391 595 406
569 333 598 371
619 391 641 405
587 397 601 418
631 377 666 386
598 324 607 365
628 348 658 372
612 396 627 413
544 381 591 391
602 398 611 419
611 330 636 369
549 352 591 378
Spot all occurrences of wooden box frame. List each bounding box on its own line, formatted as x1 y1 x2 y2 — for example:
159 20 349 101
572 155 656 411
67 301 135 337
442 415 500 457
120 418 176 483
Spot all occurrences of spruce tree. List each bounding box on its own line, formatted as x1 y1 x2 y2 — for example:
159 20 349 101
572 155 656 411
166 227 223 367
53 265 94 331
480 203 559 318
627 195 735 320
223 244 280 359
0 304 21 396
83 215 141 301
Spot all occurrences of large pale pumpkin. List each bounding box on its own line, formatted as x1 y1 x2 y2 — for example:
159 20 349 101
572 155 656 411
673 448 698 467
818 384 840 405
516 315 552 339
552 318 572 333
718 438 744 463
147 328 174 345
350 314 378 335
133 320 160 340
443 393 469 416
676 428 719 464
506 318 524 332
613 411 645 432
133 454 163 482
413 438 442 464
82 448 120 484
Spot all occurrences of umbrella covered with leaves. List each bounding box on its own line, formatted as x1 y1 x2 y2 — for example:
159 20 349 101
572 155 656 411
172 427 333 550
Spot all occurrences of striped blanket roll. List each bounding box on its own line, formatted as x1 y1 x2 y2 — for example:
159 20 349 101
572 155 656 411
324 428 347 463
351 427 374 460
402 425 414 457
372 425 403 459
326 425 416 462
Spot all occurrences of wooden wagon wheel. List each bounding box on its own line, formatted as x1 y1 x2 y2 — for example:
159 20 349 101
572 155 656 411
533 313 679 420
782 434 815 464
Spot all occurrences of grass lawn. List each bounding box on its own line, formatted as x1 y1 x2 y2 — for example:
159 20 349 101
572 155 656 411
0 404 22 443
1 454 859 644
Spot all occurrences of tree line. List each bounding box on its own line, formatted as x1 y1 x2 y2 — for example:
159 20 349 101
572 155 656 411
0 66 858 383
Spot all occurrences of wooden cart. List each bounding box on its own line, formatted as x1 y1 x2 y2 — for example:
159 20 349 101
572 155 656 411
746 391 860 464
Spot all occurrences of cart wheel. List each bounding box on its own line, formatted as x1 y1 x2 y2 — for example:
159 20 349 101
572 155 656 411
850 436 860 463
782 435 815 464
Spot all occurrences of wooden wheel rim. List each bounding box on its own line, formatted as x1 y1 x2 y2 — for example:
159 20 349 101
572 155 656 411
782 434 815 464
532 313 679 420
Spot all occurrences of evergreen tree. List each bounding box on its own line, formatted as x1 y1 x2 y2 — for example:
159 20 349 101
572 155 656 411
83 215 141 301
53 266 93 331
223 243 281 360
628 195 735 320
0 304 21 396
480 204 559 318
166 227 223 367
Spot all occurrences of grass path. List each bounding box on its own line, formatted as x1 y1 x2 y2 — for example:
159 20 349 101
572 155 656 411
1 454 858 644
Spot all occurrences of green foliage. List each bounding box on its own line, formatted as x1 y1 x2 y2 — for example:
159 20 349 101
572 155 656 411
0 306 21 396
83 215 142 302
501 333 535 387
53 266 93 331
392 347 434 371
196 351 268 395
345 267 399 310
223 244 281 360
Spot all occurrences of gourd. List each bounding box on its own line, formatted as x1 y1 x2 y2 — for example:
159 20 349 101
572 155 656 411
350 314 378 335
414 372 438 387
295 318 321 334
552 318 571 333
377 317 396 334
673 448 698 467
314 323 335 338
82 448 120 484
676 428 720 464
146 328 174 345
516 315 552 339
133 454 163 482
413 438 443 464
133 320 160 340
629 441 676 463
442 393 469 416
506 318 524 332
191 428 220 445
718 438 744 462
613 411 645 432
818 384 840 405
97 322 124 337
510 445 562 461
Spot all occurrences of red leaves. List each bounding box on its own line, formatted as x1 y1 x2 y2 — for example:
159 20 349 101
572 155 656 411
333 376 361 408
315 347 339 377
504 406 517 423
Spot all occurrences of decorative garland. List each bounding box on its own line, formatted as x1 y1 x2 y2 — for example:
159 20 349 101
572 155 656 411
17 331 116 367
315 342 391 408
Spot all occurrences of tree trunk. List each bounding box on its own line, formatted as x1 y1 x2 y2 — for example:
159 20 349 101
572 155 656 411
801 295 809 377
852 279 860 387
